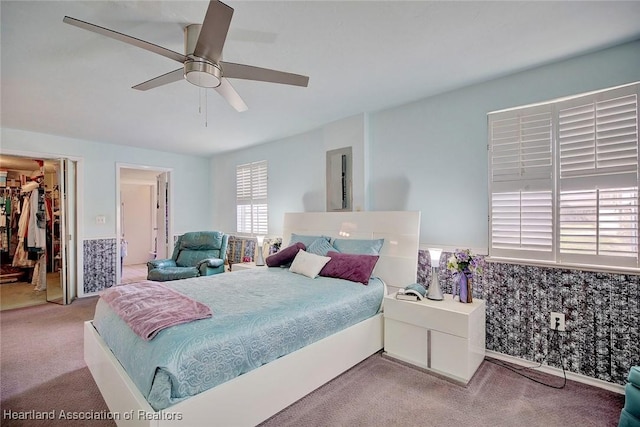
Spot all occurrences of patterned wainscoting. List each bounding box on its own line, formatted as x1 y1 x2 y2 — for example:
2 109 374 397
417 249 640 386
83 238 117 294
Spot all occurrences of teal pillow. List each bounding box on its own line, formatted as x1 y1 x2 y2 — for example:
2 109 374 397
307 238 338 256
289 233 331 248
332 238 384 255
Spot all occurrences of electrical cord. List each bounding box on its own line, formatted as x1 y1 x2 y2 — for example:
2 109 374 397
486 327 567 389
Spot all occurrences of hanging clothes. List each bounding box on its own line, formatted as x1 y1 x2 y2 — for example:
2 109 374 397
0 195 8 252
12 194 35 268
27 187 46 250
32 254 47 291
9 194 21 257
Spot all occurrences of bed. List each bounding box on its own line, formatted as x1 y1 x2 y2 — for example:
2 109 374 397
85 211 420 426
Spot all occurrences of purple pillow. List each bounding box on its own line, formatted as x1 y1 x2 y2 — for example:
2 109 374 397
319 251 379 285
266 242 306 267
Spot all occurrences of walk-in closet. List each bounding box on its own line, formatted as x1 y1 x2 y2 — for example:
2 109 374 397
0 155 65 310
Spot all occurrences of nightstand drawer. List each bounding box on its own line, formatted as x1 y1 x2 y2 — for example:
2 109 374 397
384 297 478 339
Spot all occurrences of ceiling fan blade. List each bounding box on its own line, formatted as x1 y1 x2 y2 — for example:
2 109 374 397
194 1 234 63
63 16 187 63
215 78 248 112
132 68 184 91
220 61 309 87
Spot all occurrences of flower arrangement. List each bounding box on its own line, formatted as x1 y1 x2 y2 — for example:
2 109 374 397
446 249 484 275
268 237 282 254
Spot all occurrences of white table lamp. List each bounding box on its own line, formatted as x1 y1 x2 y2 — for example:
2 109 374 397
255 235 265 266
427 248 443 300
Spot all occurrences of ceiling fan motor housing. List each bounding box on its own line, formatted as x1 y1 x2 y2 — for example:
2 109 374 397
184 24 202 57
183 24 221 88
184 60 221 88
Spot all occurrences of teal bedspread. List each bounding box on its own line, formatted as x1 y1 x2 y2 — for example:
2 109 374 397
92 267 384 411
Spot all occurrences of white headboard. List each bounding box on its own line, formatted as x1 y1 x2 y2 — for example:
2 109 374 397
282 211 420 292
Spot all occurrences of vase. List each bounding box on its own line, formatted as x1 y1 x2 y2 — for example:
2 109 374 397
456 270 473 303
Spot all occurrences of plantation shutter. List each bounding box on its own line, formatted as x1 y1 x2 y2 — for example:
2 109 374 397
557 86 639 267
236 160 268 234
489 82 639 269
489 105 554 261
251 161 268 235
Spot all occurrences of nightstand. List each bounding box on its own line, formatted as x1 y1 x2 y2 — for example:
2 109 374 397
231 262 265 271
383 293 485 385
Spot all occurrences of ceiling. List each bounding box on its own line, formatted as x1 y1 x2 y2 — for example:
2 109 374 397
0 155 58 173
2 1 640 157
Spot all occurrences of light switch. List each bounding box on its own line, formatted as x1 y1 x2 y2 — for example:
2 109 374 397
96 215 106 224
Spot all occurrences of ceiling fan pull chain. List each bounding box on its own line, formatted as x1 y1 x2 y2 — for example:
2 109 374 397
199 88 202 114
205 89 208 128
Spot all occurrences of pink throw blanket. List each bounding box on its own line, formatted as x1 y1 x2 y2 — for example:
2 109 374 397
100 281 212 341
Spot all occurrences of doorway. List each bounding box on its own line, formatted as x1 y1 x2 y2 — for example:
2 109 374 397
117 165 171 285
0 154 78 310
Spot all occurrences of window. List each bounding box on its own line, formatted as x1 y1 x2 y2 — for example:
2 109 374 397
488 83 639 269
236 160 268 235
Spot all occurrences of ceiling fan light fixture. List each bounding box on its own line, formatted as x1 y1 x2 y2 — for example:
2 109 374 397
64 0 308 111
184 60 221 88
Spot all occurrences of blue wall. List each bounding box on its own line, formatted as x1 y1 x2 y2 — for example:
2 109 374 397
211 39 640 252
211 113 368 236
0 128 213 237
370 39 640 250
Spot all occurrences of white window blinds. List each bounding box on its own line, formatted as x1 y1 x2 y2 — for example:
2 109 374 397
236 160 268 235
489 105 554 261
491 191 553 254
489 82 639 269
558 90 638 181
490 107 553 184
557 86 639 267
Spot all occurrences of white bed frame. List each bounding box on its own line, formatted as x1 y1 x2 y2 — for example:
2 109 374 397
84 211 420 426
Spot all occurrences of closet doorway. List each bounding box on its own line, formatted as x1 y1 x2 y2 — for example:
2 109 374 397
116 165 171 285
0 154 78 311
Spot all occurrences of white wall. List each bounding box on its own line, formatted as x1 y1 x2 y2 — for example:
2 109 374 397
210 39 640 250
0 128 213 238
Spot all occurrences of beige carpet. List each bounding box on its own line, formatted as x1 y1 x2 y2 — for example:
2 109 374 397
1 272 63 311
261 354 625 427
0 296 112 427
0 281 47 311
121 263 148 284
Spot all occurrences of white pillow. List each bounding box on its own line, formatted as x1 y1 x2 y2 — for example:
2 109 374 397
289 250 331 279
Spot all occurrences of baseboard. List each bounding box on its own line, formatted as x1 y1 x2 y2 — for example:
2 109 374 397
485 350 625 395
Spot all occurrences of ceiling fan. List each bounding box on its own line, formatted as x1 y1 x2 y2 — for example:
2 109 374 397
63 0 309 112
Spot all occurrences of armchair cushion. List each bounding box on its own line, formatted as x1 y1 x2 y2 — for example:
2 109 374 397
180 231 224 251
197 258 224 269
148 266 200 281
147 259 177 270
176 249 221 267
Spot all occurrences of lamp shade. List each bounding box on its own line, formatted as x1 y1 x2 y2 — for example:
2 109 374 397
427 247 443 300
255 236 265 266
428 248 442 266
